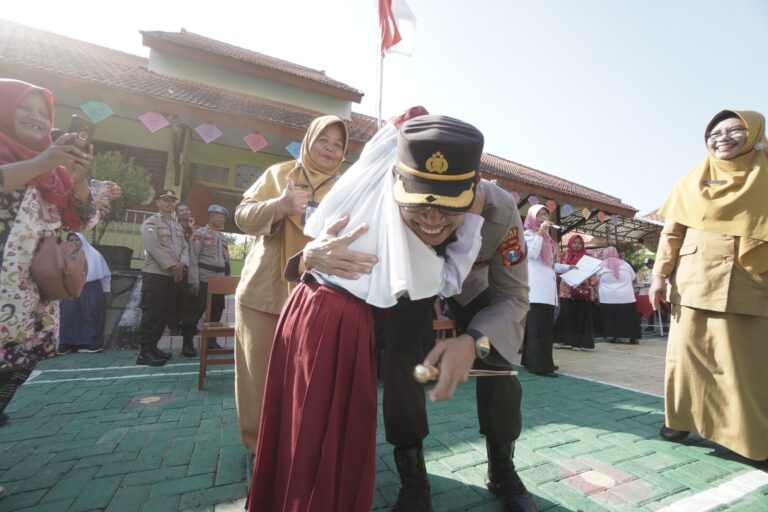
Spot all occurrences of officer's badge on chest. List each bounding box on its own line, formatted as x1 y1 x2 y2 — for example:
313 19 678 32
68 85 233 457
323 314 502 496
498 227 525 266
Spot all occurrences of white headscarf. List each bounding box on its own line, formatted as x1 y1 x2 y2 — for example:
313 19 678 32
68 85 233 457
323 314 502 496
72 232 112 292
305 124 457 308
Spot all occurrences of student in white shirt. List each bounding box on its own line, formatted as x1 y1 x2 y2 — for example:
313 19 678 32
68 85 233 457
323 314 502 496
596 247 641 344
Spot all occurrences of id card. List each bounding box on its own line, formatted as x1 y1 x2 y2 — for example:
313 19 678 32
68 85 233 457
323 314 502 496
302 201 319 225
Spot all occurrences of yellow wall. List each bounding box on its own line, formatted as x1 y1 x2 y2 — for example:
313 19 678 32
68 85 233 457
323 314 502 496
148 50 352 119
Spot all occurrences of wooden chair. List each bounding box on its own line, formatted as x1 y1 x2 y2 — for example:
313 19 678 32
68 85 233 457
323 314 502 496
433 318 457 341
198 275 240 390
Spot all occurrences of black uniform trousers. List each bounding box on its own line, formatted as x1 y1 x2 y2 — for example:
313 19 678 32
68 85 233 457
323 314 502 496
166 279 188 332
138 272 177 352
181 280 225 341
382 290 523 448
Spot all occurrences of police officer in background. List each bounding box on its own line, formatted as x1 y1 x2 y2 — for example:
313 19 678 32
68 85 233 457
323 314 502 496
167 202 196 335
137 189 189 367
181 204 231 357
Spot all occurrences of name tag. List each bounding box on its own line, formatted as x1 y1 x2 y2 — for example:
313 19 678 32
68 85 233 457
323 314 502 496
303 201 319 225
702 180 727 185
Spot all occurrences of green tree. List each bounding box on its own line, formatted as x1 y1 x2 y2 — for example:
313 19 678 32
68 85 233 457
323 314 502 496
89 151 154 244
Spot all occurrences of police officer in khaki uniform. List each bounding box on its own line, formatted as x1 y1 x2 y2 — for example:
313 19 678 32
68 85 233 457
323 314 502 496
181 204 231 357
380 178 534 512
137 189 189 366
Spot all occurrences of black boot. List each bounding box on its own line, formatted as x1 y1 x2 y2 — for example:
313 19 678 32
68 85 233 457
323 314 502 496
391 444 432 512
181 338 197 358
485 439 538 512
207 338 222 350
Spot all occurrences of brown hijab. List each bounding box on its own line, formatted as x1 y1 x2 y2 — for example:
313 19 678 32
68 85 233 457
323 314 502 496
659 110 768 275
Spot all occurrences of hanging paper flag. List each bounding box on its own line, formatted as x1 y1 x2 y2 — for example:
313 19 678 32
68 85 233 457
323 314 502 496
545 199 557 213
139 111 169 133
286 141 302 159
611 214 619 225
582 207 591 220
597 211 606 223
196 123 222 144
81 101 113 123
562 203 574 216
509 190 520 202
243 132 268 153
528 195 539 205
379 0 417 56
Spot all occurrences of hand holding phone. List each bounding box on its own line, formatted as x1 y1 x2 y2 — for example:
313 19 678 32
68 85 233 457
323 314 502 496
67 115 96 150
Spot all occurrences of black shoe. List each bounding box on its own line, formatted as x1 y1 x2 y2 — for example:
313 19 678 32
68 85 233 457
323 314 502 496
181 344 197 357
629 339 639 345
168 326 181 336
486 440 539 512
137 351 167 367
659 425 689 442
57 344 74 355
530 370 558 378
392 444 432 512
152 347 172 360
79 344 103 353
0 413 8 427
207 339 222 350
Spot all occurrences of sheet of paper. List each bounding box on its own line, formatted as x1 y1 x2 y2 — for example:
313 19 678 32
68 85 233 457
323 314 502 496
559 254 602 287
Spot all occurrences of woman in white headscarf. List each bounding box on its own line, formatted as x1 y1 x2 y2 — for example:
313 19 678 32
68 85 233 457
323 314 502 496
59 233 111 353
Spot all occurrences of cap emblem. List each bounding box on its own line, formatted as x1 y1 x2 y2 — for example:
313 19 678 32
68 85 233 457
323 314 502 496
425 152 449 174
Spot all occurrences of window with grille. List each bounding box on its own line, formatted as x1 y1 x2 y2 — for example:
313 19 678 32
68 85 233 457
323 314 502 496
189 162 229 185
234 164 266 189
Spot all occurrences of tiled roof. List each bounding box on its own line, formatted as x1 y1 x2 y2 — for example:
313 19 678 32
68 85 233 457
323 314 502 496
480 153 637 215
141 29 363 98
0 19 376 143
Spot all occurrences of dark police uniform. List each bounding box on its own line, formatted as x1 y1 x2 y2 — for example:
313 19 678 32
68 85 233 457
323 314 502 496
182 207 230 353
138 195 188 363
382 179 533 511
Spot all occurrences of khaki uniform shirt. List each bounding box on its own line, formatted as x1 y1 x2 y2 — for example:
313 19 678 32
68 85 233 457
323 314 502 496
141 213 189 276
453 180 530 364
655 222 768 317
188 225 230 286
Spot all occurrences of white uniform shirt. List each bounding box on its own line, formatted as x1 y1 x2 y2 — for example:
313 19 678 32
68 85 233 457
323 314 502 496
597 262 637 304
525 230 569 306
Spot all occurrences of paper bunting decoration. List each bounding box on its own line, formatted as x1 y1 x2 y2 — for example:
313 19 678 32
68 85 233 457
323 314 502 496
528 195 540 206
562 203 574 216
80 101 113 123
545 199 557 213
243 132 268 153
196 123 222 144
611 214 619 225
286 141 302 159
582 208 591 220
510 190 520 202
597 211 606 223
139 111 169 133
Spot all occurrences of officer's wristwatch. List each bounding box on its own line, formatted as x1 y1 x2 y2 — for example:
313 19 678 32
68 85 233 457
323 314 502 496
466 329 491 359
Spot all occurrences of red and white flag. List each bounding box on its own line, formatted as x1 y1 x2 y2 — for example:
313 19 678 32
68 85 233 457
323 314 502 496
379 0 417 56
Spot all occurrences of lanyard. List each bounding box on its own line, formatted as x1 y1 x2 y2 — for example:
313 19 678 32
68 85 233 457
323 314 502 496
299 166 338 202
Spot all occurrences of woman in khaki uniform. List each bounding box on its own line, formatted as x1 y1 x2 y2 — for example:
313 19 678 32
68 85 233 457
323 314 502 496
649 109 768 463
234 115 348 452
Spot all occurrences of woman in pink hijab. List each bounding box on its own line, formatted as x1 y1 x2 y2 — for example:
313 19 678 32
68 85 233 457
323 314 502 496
520 205 570 376
596 247 640 344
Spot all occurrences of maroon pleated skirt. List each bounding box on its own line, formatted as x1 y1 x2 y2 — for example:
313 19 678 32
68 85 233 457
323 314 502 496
247 281 377 512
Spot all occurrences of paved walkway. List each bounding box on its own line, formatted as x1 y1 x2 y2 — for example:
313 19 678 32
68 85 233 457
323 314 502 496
1 335 766 511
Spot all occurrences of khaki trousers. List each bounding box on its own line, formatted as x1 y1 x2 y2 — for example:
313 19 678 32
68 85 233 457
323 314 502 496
234 301 279 453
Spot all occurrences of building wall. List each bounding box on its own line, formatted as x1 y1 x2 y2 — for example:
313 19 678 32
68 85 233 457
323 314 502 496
148 49 352 119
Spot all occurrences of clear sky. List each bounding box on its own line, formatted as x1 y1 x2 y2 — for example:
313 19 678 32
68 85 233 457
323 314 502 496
5 0 768 214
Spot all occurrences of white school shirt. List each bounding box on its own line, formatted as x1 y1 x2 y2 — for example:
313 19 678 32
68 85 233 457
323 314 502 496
525 230 569 306
596 262 637 304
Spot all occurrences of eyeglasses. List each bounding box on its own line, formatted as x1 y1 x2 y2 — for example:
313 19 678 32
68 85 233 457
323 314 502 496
707 127 747 142
401 205 465 217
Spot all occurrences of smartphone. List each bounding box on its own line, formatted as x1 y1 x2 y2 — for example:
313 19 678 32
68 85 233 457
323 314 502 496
67 115 96 149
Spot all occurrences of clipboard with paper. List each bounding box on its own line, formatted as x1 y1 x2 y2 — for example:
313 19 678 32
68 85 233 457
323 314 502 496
559 254 602 287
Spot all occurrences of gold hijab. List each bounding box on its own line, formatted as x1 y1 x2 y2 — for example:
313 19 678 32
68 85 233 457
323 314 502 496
242 115 349 279
659 110 768 275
